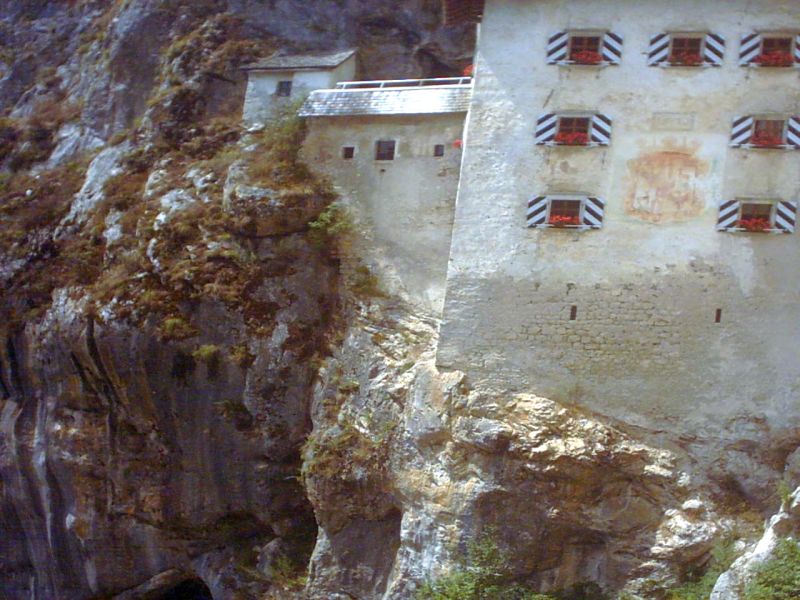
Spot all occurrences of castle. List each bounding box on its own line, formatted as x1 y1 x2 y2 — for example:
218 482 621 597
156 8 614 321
245 0 800 435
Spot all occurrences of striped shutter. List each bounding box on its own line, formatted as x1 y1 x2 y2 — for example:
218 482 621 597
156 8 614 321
648 33 670 65
601 32 623 64
786 117 800 148
590 114 612 145
582 197 605 228
795 34 800 64
775 201 797 233
535 114 558 144
527 196 548 227
717 200 740 231
730 116 753 147
739 33 762 65
703 33 725 66
547 31 569 63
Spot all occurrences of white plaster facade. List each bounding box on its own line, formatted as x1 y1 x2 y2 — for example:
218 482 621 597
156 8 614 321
242 51 356 124
301 84 468 312
437 0 800 433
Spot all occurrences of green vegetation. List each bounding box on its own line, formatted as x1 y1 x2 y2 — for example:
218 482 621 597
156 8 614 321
301 421 390 481
308 202 352 253
416 534 609 600
743 538 800 600
664 538 738 600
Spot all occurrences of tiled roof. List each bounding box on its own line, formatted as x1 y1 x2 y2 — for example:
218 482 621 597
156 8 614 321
299 84 472 117
242 49 356 71
443 0 485 25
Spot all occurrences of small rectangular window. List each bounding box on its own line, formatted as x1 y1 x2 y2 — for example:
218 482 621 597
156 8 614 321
738 201 774 232
375 140 396 161
276 80 293 97
433 144 445 157
548 199 582 227
555 117 591 145
669 36 703 65
758 36 794 66
569 34 602 64
752 119 785 147
342 146 355 159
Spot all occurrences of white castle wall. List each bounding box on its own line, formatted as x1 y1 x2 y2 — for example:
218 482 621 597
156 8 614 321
302 114 464 312
437 0 800 433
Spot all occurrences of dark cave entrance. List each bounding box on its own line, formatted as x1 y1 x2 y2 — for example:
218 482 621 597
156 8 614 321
154 578 213 600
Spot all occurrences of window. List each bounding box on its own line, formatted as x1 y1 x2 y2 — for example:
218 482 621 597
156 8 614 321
758 36 794 66
717 199 797 233
536 113 612 146
568 34 602 64
433 144 445 157
276 80 292 97
669 35 703 65
527 194 605 229
375 140 396 161
752 119 785 147
342 146 355 159
555 117 591 145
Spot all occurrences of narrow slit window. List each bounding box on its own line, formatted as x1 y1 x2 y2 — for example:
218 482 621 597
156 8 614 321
276 80 293 97
342 146 355 159
433 144 445 157
670 36 703 65
375 140 396 161
570 305 578 320
752 119 785 147
715 308 722 323
548 199 582 227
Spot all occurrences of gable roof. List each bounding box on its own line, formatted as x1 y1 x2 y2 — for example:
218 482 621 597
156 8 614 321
443 0 485 25
299 82 472 117
242 49 356 71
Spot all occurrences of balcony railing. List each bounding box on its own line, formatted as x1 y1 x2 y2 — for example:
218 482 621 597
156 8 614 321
335 77 472 90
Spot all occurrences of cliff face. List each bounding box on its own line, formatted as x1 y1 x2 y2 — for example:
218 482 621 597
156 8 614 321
0 1 798 599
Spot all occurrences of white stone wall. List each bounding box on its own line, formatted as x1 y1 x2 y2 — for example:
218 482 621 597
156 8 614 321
302 114 465 313
242 56 356 123
438 0 800 433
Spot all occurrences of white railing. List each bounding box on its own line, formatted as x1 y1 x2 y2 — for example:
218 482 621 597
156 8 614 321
335 77 472 90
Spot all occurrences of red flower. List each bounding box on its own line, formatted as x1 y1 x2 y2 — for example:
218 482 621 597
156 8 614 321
751 132 783 147
554 131 589 145
670 51 703 66
452 139 463 149
462 64 474 77
548 214 581 227
571 50 603 65
755 51 794 67
738 217 771 232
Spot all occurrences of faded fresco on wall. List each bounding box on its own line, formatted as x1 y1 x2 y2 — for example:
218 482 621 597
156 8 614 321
624 141 709 223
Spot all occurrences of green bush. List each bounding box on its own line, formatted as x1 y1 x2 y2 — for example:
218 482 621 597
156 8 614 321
664 538 738 600
743 538 800 600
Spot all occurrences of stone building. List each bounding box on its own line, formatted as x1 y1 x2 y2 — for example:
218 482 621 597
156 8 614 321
437 0 800 434
300 78 471 311
241 49 356 124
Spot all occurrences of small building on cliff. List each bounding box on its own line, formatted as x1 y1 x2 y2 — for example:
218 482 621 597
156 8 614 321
437 0 800 433
242 49 357 124
299 77 471 311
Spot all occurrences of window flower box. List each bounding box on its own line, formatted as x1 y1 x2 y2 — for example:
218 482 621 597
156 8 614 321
738 217 772 232
751 132 784 147
548 214 582 227
570 50 603 65
755 51 794 67
670 51 703 66
554 131 589 145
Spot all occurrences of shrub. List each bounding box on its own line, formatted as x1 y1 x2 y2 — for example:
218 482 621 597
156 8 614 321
665 538 738 600
308 203 352 252
743 538 800 600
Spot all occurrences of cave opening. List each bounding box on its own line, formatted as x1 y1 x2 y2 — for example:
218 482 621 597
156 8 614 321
154 578 213 600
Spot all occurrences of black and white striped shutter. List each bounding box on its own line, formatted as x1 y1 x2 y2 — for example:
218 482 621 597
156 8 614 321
775 201 797 233
786 116 800 148
590 114 612 145
717 200 740 230
739 33 761 65
703 33 725 66
582 197 605 229
795 34 800 64
547 31 569 63
601 32 623 64
648 33 670 65
527 196 548 227
535 114 557 144
730 116 753 147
